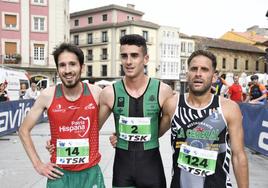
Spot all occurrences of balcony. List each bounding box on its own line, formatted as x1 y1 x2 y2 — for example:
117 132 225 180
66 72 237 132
70 37 109 47
29 57 49 66
100 54 108 61
86 55 93 62
1 54 21 64
5 24 17 30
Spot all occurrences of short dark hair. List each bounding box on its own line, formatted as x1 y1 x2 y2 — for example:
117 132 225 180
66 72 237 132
250 74 259 81
52 43 84 68
120 34 147 55
187 50 217 70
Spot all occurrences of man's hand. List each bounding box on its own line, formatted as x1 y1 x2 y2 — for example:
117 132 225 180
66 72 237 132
34 161 63 180
109 132 117 148
45 140 55 154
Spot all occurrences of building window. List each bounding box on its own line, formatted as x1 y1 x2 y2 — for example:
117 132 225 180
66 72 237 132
32 0 46 5
4 14 17 29
102 31 108 42
142 31 148 42
162 64 166 73
101 48 108 60
33 16 46 31
144 65 148 75
102 14 107 21
120 65 125 76
3 0 19 2
120 29 126 38
101 65 107 76
245 60 249 70
74 19 79 26
88 33 93 44
181 42 186 53
88 17 93 24
188 43 193 53
222 58 226 69
234 58 238 69
4 42 17 61
87 65 92 77
87 49 93 61
181 59 186 71
74 35 79 45
256 60 259 71
34 44 45 60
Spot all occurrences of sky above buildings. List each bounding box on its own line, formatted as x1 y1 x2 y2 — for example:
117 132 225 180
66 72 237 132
69 0 268 38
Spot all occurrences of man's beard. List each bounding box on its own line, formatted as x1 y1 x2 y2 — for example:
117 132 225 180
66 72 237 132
189 83 212 96
62 79 80 88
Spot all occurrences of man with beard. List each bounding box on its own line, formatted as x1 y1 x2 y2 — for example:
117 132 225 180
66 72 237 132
160 50 248 188
19 43 105 188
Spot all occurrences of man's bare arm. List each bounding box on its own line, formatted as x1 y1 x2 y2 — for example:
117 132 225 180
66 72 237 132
19 88 63 179
99 85 113 130
223 99 249 188
159 94 178 137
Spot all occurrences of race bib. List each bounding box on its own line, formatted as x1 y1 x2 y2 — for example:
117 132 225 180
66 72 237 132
177 144 217 177
119 115 151 142
56 139 89 165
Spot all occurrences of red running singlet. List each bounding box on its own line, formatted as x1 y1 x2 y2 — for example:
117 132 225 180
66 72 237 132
47 82 100 171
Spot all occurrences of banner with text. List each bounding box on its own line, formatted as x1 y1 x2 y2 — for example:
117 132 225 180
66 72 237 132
239 103 268 157
0 99 47 137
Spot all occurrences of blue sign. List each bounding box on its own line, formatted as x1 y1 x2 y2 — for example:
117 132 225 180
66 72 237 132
239 103 268 157
0 99 47 136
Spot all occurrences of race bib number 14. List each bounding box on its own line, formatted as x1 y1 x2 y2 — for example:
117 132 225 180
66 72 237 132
56 138 89 165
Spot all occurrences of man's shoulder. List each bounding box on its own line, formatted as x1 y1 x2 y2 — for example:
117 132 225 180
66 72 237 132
221 96 239 109
87 83 102 92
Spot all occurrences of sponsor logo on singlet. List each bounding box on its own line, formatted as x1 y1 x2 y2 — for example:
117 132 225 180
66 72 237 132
59 116 90 137
68 106 80 110
84 103 95 110
117 97 124 107
52 104 66 113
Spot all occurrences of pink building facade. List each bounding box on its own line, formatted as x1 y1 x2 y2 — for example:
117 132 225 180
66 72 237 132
0 0 69 83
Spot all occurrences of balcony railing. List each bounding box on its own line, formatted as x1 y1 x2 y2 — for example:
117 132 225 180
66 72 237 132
5 24 17 29
29 57 49 66
86 55 93 62
100 54 108 60
70 37 109 46
0 54 21 64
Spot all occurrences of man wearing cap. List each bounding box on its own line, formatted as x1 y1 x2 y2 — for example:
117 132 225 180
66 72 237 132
245 74 267 104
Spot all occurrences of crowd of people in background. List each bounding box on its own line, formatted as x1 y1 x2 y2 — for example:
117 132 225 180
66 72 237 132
1 67 267 105
0 81 41 102
213 72 268 105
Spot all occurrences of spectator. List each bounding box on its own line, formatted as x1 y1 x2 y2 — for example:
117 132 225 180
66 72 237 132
228 74 243 103
23 82 39 99
0 82 9 102
245 75 267 104
211 71 229 96
19 83 27 99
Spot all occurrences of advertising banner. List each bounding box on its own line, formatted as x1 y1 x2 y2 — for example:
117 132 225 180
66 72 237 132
239 103 268 157
0 99 47 137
